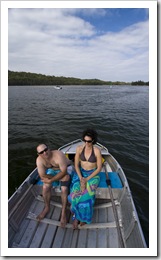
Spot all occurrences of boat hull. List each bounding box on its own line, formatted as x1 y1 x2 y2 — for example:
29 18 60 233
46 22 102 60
8 139 147 248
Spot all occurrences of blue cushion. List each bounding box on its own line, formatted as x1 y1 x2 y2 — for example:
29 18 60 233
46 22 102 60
98 171 123 188
98 172 108 188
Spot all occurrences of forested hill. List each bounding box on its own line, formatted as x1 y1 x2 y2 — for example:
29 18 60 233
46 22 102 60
8 70 149 86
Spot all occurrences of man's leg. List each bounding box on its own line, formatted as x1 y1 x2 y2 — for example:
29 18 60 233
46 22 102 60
37 183 51 221
60 186 68 227
60 175 70 227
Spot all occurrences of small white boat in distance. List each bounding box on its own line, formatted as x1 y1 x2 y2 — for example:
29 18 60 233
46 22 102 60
8 139 147 248
54 85 62 89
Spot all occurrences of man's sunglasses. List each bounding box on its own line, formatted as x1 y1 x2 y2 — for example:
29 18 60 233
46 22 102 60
83 139 93 143
37 147 48 155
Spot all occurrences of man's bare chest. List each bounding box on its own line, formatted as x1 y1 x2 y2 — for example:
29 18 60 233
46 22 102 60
44 160 59 170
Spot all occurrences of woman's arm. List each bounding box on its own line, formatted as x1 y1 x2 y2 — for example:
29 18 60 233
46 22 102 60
75 146 86 192
75 146 83 181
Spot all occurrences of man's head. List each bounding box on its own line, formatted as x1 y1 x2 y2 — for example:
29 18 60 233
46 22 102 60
37 144 49 157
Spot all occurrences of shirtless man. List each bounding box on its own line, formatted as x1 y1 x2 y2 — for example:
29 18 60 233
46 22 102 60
36 143 72 227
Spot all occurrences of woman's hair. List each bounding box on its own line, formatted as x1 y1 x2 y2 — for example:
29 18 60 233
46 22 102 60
82 129 98 144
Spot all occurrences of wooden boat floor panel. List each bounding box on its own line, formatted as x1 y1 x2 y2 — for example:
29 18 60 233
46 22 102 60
11 196 119 248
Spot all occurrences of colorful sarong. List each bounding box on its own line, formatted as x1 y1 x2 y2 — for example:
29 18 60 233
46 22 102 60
68 167 100 224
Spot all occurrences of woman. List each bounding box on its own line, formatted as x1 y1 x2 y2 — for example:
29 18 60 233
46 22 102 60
68 129 102 229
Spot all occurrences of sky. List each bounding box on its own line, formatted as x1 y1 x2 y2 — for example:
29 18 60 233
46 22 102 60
8 8 149 82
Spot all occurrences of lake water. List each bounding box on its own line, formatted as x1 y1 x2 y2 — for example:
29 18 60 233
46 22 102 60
8 85 149 245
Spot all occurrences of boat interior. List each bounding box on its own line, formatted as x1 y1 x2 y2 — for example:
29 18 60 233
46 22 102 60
8 150 146 248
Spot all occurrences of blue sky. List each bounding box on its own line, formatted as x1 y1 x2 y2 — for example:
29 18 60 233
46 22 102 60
76 8 148 33
8 8 149 82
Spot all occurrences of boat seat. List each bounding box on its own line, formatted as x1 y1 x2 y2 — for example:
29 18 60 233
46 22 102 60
34 170 123 200
96 171 123 199
36 170 123 189
98 171 123 188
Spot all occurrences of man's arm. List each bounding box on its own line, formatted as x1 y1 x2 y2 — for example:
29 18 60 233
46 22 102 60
36 158 47 180
42 156 67 184
42 168 67 184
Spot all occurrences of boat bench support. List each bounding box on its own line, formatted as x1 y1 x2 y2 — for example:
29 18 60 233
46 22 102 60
27 212 116 229
36 194 119 209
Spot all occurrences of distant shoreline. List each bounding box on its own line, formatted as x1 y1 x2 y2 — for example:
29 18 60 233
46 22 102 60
8 70 149 86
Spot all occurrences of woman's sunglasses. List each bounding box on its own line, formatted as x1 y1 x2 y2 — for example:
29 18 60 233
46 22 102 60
37 147 48 155
83 139 93 143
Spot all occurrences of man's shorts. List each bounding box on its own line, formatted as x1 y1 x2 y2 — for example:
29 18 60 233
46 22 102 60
60 165 73 187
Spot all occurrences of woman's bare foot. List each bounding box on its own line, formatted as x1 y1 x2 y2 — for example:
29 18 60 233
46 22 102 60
36 206 50 221
73 219 79 230
80 222 86 227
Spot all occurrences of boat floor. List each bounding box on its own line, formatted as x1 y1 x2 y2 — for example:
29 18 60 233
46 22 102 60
11 195 120 248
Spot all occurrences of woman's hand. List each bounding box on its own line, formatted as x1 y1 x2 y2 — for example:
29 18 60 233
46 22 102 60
80 177 87 192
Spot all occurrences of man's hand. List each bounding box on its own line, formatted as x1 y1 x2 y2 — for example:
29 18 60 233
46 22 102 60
41 176 53 184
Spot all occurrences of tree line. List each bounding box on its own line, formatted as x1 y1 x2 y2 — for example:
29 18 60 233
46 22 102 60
8 70 149 86
131 80 149 86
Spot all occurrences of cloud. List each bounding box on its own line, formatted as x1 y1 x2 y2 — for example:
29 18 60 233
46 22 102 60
8 8 149 82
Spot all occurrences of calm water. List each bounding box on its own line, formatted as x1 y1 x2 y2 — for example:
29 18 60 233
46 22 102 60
8 85 149 245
